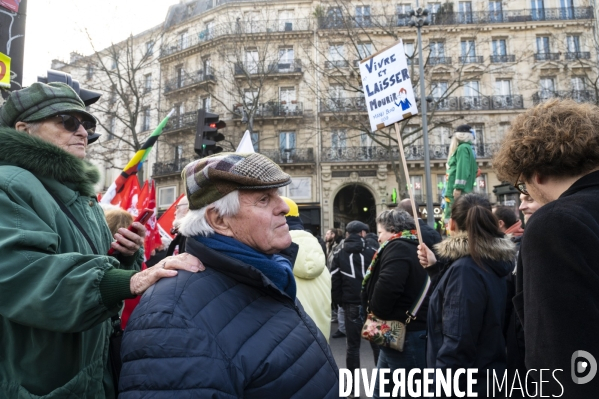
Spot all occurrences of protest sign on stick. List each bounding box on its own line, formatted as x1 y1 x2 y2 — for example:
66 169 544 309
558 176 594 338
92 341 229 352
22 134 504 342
359 40 423 245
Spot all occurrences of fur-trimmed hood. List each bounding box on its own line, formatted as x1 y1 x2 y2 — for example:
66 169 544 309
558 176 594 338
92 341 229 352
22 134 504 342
434 232 516 277
0 127 100 196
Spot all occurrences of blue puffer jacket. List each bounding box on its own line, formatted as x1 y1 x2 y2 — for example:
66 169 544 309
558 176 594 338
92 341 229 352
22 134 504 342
119 239 340 398
426 232 515 394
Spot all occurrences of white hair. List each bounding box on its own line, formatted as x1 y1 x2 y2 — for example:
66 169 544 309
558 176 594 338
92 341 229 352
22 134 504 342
178 190 240 237
447 131 474 161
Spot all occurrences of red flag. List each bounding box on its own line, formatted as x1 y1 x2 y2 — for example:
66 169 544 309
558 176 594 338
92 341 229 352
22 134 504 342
157 193 185 240
135 180 162 260
108 175 141 215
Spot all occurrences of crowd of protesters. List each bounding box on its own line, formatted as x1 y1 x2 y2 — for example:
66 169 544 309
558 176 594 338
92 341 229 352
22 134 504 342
0 81 598 399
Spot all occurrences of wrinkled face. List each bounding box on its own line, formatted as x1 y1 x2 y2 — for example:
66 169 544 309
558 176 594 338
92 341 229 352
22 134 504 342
519 193 542 223
377 223 394 244
28 113 89 159
225 189 291 254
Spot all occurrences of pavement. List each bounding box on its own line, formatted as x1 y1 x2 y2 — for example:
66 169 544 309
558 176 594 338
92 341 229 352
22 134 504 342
329 321 377 399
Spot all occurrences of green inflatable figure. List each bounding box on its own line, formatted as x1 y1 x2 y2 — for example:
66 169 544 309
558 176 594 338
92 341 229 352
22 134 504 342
443 124 478 221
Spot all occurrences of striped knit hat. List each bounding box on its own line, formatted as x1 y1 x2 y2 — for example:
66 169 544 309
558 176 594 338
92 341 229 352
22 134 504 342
182 152 291 210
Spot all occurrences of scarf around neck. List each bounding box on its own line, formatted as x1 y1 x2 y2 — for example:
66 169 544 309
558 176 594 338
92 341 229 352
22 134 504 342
194 233 296 300
362 230 418 287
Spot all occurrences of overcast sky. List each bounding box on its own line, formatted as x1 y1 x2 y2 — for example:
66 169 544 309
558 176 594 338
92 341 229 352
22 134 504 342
23 0 180 86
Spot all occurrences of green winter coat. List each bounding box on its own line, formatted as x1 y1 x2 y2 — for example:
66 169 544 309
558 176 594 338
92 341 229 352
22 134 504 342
0 127 143 398
446 141 477 194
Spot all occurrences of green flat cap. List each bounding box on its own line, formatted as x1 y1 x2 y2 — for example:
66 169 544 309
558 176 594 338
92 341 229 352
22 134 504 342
182 152 291 210
0 82 96 128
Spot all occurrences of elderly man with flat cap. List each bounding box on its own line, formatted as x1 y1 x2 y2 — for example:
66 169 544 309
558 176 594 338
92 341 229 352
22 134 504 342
119 153 340 398
0 82 201 398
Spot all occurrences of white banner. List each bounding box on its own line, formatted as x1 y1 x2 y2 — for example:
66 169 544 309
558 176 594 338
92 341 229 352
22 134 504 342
359 40 418 132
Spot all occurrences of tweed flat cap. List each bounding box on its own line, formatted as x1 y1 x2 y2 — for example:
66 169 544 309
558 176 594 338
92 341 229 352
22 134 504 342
0 82 96 128
182 152 291 210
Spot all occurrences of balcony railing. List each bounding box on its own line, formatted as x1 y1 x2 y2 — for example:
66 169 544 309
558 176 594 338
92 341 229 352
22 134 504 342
161 18 312 57
164 70 215 94
490 54 515 63
233 101 304 118
319 97 367 113
532 90 597 105
428 56 452 65
234 60 302 76
325 60 350 69
534 52 560 61
153 157 193 177
430 95 524 111
163 111 197 133
316 7 592 31
459 56 484 64
260 148 314 164
565 51 591 60
321 143 501 162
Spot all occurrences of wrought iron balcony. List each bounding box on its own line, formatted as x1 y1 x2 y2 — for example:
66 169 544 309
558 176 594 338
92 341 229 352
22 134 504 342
163 111 197 133
319 97 367 113
430 97 459 112
565 51 591 60
153 157 193 177
233 101 304 119
534 52 560 61
321 143 501 162
460 96 491 110
325 60 350 69
164 70 215 94
490 54 515 63
532 90 596 105
428 56 452 65
491 95 524 109
235 60 302 76
260 148 314 164
160 18 313 58
268 59 302 74
427 7 593 26
459 56 484 64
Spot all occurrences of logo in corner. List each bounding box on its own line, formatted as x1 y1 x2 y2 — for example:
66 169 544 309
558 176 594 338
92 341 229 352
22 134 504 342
571 350 597 384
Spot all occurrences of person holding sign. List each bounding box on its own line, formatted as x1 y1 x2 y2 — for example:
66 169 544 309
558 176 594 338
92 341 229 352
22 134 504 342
443 124 478 222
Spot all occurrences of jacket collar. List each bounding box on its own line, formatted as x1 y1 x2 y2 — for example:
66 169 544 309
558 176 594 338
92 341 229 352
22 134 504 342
0 127 100 197
434 232 515 276
560 169 599 199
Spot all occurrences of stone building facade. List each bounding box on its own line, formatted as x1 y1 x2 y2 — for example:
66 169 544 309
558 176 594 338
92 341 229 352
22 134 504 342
59 0 597 234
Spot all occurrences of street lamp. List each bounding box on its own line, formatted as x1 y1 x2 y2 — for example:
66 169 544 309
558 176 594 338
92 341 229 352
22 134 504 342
408 5 435 228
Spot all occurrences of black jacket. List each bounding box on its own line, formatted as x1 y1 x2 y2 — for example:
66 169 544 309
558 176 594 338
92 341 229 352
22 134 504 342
418 218 442 251
120 239 340 398
514 170 599 397
362 238 429 331
427 233 515 394
331 234 376 305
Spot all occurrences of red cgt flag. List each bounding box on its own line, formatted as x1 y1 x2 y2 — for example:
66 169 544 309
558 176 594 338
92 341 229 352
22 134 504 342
136 180 162 261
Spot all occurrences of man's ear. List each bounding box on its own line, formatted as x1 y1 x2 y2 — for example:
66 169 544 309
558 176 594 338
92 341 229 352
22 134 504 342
533 172 546 185
498 219 505 230
15 121 29 133
205 207 234 237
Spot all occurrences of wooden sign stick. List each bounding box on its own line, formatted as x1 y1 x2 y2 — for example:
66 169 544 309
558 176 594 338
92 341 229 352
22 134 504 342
394 122 424 247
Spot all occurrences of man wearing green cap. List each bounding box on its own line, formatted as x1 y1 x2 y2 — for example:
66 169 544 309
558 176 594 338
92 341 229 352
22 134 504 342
0 82 202 398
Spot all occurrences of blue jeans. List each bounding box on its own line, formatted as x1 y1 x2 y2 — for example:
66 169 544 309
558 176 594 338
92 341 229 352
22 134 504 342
373 330 427 399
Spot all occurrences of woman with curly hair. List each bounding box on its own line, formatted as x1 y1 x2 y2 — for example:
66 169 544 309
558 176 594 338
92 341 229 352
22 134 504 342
418 193 516 396
362 209 429 398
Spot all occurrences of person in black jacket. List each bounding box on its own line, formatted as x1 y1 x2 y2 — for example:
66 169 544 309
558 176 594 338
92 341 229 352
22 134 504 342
418 194 516 396
120 153 339 398
331 220 377 396
494 99 599 397
362 209 429 398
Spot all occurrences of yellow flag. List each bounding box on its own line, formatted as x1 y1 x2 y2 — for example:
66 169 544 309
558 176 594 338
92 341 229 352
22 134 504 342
0 53 11 89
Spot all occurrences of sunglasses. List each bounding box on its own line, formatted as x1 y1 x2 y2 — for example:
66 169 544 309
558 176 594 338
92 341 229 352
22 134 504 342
54 114 96 135
514 173 529 196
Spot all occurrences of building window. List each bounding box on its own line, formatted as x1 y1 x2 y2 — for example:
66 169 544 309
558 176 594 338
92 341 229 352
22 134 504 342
429 41 446 64
460 39 477 62
539 77 556 99
458 1 473 23
492 39 507 56
494 79 512 95
142 108 151 131
278 47 294 72
409 175 424 202
531 0 546 21
566 35 581 53
331 130 347 159
174 144 184 162
245 48 259 74
536 36 550 53
397 4 412 26
203 58 212 77
146 41 154 56
158 186 177 208
280 131 296 162
489 1 503 22
278 10 293 31
357 42 372 60
179 30 189 50
355 5 371 27
571 76 585 91
328 44 346 68
472 124 485 157
110 55 118 70
144 73 152 93
107 116 116 141
175 65 184 88
279 87 296 106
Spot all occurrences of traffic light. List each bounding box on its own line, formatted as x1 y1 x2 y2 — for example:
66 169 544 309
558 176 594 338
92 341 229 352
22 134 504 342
38 69 103 144
195 109 226 157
